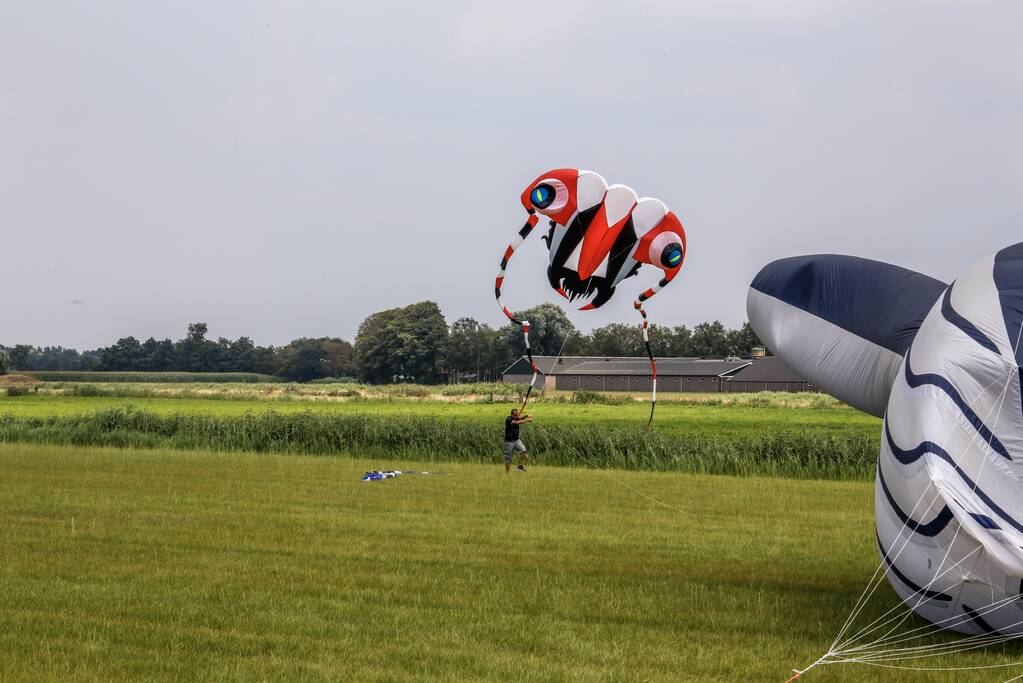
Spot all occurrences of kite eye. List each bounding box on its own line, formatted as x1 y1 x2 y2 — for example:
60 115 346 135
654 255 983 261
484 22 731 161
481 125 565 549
527 178 569 214
661 243 683 268
531 183 556 209
648 232 684 269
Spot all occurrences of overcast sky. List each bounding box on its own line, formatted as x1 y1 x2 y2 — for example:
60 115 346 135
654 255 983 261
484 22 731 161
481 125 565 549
3 1 1022 349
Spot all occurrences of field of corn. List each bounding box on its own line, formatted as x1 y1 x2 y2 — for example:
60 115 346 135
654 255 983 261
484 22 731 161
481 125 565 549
16 371 280 383
0 380 882 480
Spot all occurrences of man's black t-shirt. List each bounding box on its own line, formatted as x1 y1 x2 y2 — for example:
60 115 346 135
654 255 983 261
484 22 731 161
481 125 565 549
504 416 520 442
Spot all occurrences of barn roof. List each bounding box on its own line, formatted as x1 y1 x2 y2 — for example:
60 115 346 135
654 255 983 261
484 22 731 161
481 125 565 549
726 356 807 383
502 356 751 377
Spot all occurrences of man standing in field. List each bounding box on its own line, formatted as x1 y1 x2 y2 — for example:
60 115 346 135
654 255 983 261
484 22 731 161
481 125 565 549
504 408 532 473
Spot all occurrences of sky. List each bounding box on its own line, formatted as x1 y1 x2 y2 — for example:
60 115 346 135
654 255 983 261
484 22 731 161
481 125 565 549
3 1 1022 349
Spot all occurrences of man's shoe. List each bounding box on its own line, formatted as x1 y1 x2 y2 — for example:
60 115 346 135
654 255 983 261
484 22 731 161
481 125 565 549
516 465 526 472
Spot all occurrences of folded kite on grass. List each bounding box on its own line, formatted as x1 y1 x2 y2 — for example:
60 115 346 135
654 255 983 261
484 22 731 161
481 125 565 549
362 470 441 481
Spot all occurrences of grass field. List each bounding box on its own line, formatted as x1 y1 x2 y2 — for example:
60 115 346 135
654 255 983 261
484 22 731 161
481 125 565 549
2 443 1018 682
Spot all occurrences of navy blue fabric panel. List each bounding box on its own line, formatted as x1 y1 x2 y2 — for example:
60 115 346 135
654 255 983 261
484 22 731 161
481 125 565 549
994 243 1023 366
750 255 946 355
969 513 1000 530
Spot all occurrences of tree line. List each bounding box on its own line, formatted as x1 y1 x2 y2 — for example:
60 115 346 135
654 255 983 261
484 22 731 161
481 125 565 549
0 301 761 383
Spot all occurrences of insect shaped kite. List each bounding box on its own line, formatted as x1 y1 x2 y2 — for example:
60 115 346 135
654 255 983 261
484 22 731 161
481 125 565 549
495 168 687 425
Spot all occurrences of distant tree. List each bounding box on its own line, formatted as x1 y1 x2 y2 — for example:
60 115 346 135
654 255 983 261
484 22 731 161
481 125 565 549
690 321 730 356
249 345 280 375
500 303 576 360
139 338 175 371
448 317 497 381
274 337 356 381
668 324 694 356
78 350 102 371
0 350 8 375
354 308 402 383
585 323 643 356
479 325 508 380
175 322 214 371
354 301 448 383
392 301 448 382
276 338 328 382
99 337 146 371
727 321 763 357
321 338 356 377
49 346 85 370
223 337 256 373
7 345 33 371
646 324 676 356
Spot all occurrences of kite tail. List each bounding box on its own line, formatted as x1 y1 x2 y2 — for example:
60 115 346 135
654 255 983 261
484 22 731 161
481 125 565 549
635 276 671 430
518 321 539 412
495 213 541 410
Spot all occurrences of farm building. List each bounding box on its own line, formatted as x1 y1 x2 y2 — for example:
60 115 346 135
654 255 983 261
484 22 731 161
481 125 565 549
501 355 813 393
722 356 814 393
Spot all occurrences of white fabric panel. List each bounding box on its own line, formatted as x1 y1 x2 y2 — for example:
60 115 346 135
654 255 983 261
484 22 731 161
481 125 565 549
631 197 667 237
953 253 1018 357
601 184 638 227
611 198 669 288
575 170 607 212
564 239 581 272
746 288 903 417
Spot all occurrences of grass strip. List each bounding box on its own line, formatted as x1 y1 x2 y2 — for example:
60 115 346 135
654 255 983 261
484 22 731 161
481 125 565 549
0 407 878 480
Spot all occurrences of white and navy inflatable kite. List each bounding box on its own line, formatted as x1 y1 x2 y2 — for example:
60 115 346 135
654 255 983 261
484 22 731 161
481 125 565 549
748 245 1023 635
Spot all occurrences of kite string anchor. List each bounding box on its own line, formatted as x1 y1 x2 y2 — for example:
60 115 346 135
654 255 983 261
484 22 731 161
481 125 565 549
783 655 827 682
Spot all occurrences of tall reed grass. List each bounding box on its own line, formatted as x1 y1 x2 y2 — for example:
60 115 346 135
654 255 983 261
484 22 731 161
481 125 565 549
0 407 877 480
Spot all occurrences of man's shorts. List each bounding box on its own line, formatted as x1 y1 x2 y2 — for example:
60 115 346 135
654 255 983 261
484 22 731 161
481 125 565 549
503 439 526 463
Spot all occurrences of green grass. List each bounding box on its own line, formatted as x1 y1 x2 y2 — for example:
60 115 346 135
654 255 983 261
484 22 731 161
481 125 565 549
1 443 1017 682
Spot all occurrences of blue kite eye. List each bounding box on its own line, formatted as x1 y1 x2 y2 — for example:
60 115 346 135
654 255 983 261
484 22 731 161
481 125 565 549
660 243 683 268
531 183 555 209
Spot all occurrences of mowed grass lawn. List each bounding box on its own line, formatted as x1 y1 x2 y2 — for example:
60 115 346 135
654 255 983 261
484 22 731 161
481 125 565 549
3 444 1018 682
0 393 880 439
